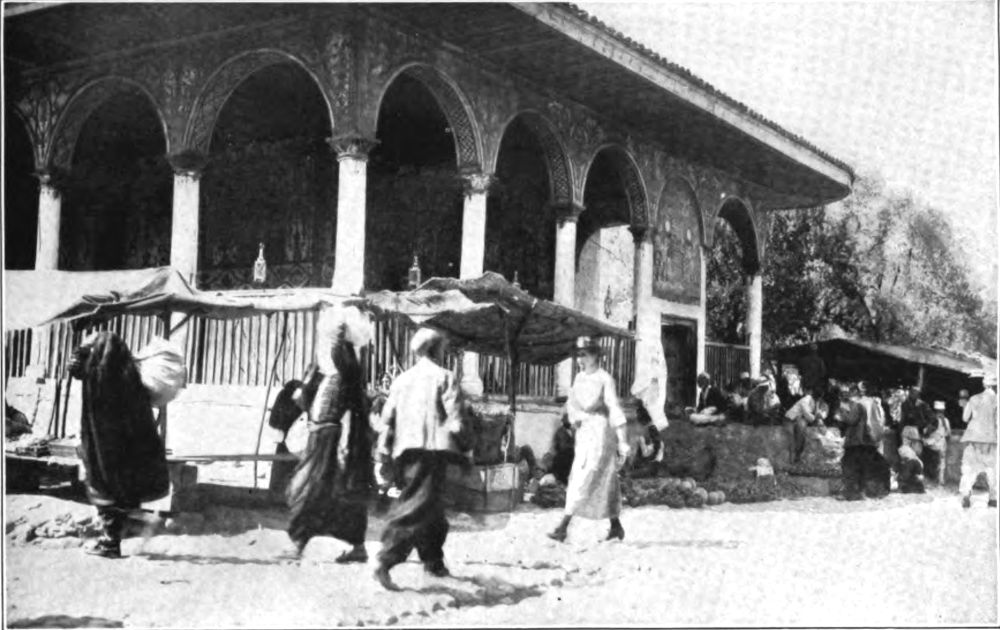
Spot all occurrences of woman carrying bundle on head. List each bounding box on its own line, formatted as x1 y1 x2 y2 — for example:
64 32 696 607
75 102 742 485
547 336 631 543
67 331 170 559
285 306 375 562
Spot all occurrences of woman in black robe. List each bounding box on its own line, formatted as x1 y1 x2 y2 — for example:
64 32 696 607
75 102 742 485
285 307 374 562
68 331 170 558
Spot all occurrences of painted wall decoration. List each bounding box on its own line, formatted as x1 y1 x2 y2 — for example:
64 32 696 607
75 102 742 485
652 179 701 305
198 139 337 290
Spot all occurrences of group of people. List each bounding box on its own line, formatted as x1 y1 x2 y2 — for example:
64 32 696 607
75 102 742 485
68 307 636 589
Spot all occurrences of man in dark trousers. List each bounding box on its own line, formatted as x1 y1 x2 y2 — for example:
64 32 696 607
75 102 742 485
374 328 471 590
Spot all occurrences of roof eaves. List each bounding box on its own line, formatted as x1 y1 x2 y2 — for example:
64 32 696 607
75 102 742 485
558 3 855 182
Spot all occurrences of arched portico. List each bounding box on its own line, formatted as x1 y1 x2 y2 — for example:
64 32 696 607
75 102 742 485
708 197 763 378
50 80 171 272
485 111 573 299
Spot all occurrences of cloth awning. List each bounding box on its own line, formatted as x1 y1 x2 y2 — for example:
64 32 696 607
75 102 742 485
4 268 631 365
352 272 633 365
774 337 995 378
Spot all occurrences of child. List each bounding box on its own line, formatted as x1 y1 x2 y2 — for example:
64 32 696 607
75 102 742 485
921 401 950 484
895 445 926 494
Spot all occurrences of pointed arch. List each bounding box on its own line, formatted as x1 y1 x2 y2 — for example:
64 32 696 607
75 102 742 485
492 110 572 204
49 76 167 170
372 62 482 171
581 143 649 228
185 49 335 154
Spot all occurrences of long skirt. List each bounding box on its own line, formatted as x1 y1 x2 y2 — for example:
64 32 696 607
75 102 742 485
378 450 453 569
286 424 368 547
564 416 621 519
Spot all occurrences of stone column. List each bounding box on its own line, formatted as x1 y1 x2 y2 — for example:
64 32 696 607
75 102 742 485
553 202 585 398
168 153 207 286
34 169 64 271
329 136 377 295
629 226 655 383
459 172 496 397
746 271 763 378
696 246 707 385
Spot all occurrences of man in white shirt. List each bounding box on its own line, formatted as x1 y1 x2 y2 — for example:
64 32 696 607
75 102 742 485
959 371 998 508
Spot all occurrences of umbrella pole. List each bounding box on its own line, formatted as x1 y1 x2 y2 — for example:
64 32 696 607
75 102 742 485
254 312 289 490
157 311 171 445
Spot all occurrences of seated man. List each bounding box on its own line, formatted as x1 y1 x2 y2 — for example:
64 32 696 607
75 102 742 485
686 372 729 426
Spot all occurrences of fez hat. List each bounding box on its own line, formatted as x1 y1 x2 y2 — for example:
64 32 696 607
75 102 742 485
933 400 946 411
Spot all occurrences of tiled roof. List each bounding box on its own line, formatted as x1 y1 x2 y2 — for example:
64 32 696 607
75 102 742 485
563 3 855 180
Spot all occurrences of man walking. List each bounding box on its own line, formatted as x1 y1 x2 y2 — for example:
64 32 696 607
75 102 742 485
374 328 471 589
959 371 997 509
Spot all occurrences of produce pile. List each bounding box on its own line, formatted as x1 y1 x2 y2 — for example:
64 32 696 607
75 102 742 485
621 476 726 508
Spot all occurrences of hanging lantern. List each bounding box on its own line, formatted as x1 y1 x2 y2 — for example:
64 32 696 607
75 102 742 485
253 242 267 284
604 286 613 319
407 254 422 289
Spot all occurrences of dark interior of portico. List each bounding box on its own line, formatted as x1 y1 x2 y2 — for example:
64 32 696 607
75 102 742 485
60 90 171 272
3 116 38 270
199 62 336 290
485 116 556 299
367 73 464 291
578 149 631 260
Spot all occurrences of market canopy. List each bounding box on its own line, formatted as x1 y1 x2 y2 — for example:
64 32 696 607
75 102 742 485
352 272 633 365
774 337 998 401
2 267 347 331
4 268 631 365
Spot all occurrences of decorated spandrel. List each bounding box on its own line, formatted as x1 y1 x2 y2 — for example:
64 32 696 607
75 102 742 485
653 180 701 305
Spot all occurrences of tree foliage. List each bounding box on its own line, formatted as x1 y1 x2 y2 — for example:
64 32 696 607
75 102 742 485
707 172 997 356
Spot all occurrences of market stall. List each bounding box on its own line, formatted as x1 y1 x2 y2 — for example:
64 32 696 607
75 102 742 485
4 268 631 510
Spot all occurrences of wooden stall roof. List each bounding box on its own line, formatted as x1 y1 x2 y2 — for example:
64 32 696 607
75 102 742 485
775 338 996 379
4 268 630 365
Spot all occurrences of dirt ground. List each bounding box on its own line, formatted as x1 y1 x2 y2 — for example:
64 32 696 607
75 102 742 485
4 487 998 628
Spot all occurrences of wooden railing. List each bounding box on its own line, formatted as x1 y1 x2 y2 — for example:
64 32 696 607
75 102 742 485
5 312 637 400
705 340 750 388
4 315 165 382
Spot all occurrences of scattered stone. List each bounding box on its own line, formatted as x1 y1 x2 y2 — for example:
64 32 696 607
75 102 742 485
384 615 398 626
431 602 445 612
549 578 563 587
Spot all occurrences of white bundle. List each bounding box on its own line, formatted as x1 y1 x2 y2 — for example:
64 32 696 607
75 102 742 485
134 337 188 407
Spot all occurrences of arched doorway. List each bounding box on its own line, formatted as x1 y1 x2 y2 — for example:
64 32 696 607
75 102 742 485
577 147 643 325
59 88 170 271
199 61 335 289
485 115 564 299
366 71 467 290
3 116 38 270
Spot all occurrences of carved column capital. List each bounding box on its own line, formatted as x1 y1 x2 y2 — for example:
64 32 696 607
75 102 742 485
34 167 69 193
461 172 496 196
327 134 378 161
628 225 652 244
550 201 585 226
167 151 208 178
